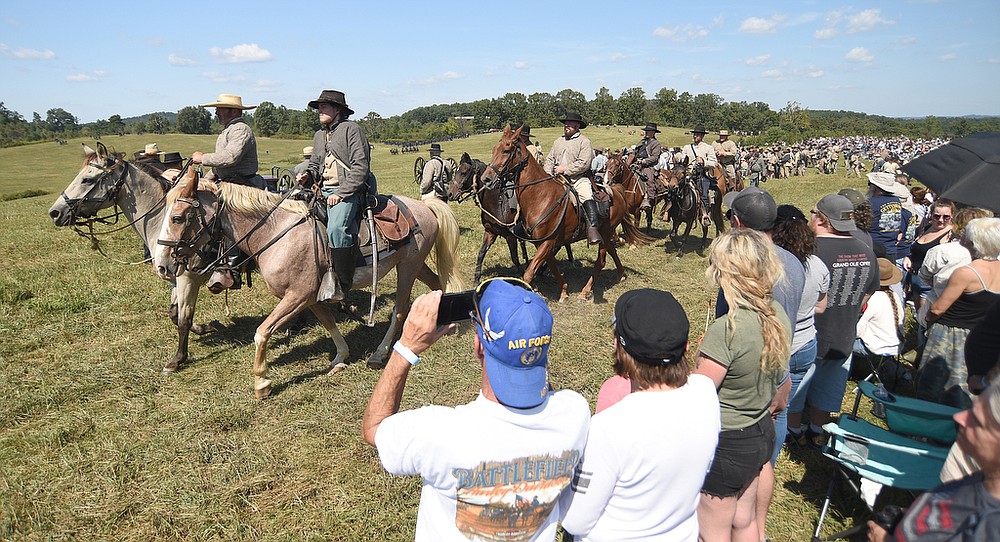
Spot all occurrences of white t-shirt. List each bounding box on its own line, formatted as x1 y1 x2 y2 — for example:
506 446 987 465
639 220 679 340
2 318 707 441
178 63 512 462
375 390 591 542
792 254 831 352
560 375 720 541
857 289 904 356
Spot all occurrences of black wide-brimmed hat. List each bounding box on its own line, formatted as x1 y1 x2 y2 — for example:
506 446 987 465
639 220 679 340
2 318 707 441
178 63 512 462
307 89 354 116
687 124 708 135
429 143 442 153
558 113 588 129
518 124 532 137
642 123 660 133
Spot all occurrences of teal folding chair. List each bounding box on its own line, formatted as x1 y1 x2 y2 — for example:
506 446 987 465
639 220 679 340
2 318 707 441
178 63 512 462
811 379 961 541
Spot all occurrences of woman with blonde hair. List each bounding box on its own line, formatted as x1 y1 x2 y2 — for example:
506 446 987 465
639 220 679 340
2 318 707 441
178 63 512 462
695 228 791 542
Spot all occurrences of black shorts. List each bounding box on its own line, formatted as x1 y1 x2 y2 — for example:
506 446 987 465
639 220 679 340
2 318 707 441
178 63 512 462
701 415 775 498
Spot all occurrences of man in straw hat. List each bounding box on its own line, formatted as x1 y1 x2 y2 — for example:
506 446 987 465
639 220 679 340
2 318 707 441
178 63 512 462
712 130 739 188
634 122 663 211
362 281 590 541
293 146 313 179
544 112 602 244
191 94 264 190
681 125 720 217
419 143 451 202
298 89 376 303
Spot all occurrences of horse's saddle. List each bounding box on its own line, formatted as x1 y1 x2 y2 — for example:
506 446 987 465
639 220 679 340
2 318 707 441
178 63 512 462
355 195 418 264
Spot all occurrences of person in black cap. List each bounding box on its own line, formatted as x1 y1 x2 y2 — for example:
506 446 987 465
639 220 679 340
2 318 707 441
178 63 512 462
419 143 450 202
297 89 376 303
544 113 602 244
517 124 543 164
634 122 663 210
680 125 720 219
561 289 721 540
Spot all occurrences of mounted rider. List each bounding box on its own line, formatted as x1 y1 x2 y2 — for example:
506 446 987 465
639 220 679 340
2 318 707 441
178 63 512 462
419 143 451 202
681 124 720 215
297 89 376 303
712 129 739 189
635 122 663 211
191 93 265 292
543 113 601 245
518 125 544 164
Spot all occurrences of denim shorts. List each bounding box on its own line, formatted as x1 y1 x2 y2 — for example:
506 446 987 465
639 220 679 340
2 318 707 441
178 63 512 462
702 415 775 498
805 354 853 413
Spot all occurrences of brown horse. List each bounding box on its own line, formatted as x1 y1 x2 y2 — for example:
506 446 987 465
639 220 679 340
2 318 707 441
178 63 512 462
658 163 727 258
480 125 652 301
604 151 670 234
154 169 462 398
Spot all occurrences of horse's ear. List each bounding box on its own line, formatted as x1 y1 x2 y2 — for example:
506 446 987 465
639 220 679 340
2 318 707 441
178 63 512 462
503 124 512 134
179 165 198 196
512 125 523 140
461 151 471 163
96 142 109 160
82 143 96 157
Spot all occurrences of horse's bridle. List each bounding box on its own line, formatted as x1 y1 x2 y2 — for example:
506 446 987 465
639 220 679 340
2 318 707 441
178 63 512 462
60 157 129 224
157 194 223 273
486 138 533 189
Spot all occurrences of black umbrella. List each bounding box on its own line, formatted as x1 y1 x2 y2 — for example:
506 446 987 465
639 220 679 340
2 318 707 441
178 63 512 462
901 132 1000 212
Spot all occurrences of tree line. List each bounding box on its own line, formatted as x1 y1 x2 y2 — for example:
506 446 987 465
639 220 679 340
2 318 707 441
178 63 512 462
3 86 999 149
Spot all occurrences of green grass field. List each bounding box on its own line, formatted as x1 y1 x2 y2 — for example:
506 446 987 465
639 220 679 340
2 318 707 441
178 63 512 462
2 129 892 541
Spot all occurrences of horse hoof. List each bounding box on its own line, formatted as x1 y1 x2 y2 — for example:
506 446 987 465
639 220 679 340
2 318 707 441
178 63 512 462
160 367 175 376
254 379 272 400
327 362 348 375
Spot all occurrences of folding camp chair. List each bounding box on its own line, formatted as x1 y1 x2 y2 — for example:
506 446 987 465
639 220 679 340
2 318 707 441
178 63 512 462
810 379 961 541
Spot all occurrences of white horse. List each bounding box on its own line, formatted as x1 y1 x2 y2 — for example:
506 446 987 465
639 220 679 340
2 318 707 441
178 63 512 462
48 142 213 373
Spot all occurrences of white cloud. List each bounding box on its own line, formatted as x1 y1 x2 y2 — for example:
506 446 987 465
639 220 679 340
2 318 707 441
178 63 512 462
653 24 710 43
739 15 785 34
746 54 771 65
761 69 784 79
815 28 839 39
711 15 724 26
514 60 528 68
609 53 626 62
201 71 247 83
900 36 917 46
209 43 272 63
808 70 825 78
167 54 197 66
252 79 279 92
989 58 1000 64
66 70 108 82
846 9 894 33
938 53 957 61
845 46 874 62
0 43 55 59
407 71 463 86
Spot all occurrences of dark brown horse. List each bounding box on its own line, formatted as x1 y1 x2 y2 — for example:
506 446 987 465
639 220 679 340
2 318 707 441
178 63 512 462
604 151 670 234
658 163 727 258
481 125 652 301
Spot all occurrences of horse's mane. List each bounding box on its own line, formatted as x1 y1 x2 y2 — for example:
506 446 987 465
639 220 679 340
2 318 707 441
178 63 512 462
166 178 309 216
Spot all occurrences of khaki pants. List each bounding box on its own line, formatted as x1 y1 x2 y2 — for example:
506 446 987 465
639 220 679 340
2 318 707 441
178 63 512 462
571 177 593 201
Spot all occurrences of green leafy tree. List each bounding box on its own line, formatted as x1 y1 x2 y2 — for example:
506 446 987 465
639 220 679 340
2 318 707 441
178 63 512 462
652 88 679 126
146 113 168 134
108 114 126 135
253 101 280 137
779 101 810 134
616 87 646 126
175 106 212 134
554 89 587 118
45 108 78 132
589 87 616 126
525 92 557 128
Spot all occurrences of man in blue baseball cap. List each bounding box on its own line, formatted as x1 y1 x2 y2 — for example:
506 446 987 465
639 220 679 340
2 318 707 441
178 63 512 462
362 280 590 541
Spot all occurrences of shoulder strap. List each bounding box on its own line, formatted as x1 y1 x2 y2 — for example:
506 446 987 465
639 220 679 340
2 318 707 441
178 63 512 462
965 264 988 289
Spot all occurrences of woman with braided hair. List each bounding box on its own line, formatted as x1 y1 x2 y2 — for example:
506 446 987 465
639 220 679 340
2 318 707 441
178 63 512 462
854 259 905 361
694 228 791 542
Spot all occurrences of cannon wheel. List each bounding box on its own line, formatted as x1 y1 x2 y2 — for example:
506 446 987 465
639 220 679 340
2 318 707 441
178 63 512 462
414 156 425 183
277 168 295 192
448 157 458 172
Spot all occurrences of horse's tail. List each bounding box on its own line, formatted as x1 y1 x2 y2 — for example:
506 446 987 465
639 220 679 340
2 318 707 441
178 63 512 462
620 216 656 246
423 198 466 292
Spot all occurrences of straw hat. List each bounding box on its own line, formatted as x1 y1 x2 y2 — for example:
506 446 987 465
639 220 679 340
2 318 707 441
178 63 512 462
144 143 160 155
302 146 313 157
200 94 256 110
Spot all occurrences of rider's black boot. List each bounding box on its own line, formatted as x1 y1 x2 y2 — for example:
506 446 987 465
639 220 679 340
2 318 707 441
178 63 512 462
583 200 603 245
331 247 357 300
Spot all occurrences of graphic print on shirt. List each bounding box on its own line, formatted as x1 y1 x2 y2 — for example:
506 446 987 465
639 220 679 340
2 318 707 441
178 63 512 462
451 449 580 541
877 201 903 233
827 251 875 309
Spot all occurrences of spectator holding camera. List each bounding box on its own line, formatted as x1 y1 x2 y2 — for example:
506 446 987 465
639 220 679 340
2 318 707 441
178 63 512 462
561 289 720 541
362 280 590 541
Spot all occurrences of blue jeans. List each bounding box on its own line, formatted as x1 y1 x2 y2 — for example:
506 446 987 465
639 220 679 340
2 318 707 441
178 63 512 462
774 337 817 462
322 189 363 248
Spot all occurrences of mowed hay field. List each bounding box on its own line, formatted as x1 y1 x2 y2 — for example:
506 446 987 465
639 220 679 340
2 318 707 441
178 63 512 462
3 129 888 541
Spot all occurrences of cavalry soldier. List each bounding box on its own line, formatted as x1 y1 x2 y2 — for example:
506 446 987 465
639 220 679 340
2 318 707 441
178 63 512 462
519 124 544 164
298 89 376 303
712 129 739 190
544 112 601 245
419 143 451 202
293 146 313 178
748 149 767 187
681 125 720 216
191 94 264 189
634 122 663 211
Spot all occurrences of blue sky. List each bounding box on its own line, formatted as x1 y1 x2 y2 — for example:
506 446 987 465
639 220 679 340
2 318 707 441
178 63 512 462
2 0 997 123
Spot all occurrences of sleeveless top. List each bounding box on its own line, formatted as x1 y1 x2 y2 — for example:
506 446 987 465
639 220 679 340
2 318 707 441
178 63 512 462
938 265 1000 329
909 228 951 272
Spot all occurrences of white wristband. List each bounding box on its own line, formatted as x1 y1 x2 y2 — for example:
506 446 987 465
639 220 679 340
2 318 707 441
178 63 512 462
393 341 421 365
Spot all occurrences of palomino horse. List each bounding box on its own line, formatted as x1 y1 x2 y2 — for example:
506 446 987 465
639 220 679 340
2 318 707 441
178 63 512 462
604 151 670 234
480 125 653 301
658 164 727 258
155 169 461 399
449 151 576 282
48 142 216 373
